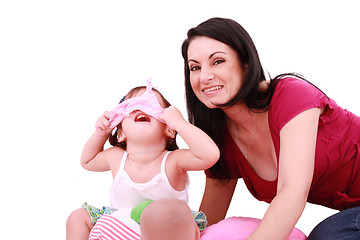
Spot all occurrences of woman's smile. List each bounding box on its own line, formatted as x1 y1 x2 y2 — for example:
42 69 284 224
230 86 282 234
202 85 223 94
187 36 247 108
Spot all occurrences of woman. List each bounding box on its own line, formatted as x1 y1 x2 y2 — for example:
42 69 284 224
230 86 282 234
181 17 360 240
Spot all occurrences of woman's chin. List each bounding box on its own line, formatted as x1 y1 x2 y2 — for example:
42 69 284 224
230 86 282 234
203 100 221 109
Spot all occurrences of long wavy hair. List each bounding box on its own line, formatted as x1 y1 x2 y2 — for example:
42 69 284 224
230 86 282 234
181 17 304 179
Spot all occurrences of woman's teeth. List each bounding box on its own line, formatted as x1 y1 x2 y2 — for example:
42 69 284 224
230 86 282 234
203 86 222 93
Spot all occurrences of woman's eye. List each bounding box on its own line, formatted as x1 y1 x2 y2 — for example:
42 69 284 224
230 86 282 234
190 65 200 71
214 59 225 65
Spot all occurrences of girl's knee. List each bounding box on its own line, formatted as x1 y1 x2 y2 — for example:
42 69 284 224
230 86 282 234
66 208 94 240
66 208 92 228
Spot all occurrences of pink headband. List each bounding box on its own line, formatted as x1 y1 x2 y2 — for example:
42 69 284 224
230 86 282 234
109 79 164 129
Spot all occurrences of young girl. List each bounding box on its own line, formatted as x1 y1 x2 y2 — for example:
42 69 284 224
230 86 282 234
66 79 220 240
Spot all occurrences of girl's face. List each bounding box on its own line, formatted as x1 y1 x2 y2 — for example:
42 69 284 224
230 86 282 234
187 36 247 109
118 90 169 145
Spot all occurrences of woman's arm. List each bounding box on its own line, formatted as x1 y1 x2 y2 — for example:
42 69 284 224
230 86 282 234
159 106 220 171
200 177 238 225
248 108 320 240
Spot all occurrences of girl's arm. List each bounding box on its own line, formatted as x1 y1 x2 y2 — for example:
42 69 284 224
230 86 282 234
159 106 220 171
80 111 116 171
199 177 238 225
248 107 320 240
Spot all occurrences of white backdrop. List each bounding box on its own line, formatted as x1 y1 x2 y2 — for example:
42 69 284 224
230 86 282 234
1 0 359 239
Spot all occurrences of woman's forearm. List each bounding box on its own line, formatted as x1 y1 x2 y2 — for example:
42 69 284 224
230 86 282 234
200 177 237 225
247 190 307 240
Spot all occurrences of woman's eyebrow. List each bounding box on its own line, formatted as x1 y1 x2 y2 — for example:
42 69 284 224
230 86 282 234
188 58 199 64
209 51 226 58
188 51 226 63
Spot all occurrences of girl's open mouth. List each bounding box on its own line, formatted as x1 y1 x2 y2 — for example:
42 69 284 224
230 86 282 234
134 111 151 122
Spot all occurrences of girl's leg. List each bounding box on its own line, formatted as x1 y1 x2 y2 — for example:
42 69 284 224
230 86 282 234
66 208 94 240
308 206 360 240
140 198 200 240
89 214 141 240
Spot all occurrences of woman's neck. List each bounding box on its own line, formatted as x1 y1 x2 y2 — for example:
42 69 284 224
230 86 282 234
223 103 267 133
224 103 253 126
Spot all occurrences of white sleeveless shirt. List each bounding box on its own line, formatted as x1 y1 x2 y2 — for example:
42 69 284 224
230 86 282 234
109 151 189 210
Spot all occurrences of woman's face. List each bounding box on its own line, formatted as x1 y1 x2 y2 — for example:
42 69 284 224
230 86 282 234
187 36 247 108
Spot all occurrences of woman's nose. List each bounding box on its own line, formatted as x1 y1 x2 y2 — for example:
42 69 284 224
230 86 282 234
199 66 214 83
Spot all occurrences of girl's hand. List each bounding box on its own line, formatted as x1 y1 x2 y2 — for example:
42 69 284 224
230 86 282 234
95 111 113 136
159 106 185 131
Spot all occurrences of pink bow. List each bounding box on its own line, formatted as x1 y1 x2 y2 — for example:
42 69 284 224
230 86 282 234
109 79 164 129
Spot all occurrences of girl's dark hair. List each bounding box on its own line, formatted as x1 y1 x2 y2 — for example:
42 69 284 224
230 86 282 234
181 17 319 179
108 86 178 151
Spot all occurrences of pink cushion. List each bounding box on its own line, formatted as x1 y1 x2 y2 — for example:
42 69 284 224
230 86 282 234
200 217 307 240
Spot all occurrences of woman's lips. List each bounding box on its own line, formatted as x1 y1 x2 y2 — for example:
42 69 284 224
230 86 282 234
202 85 223 94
